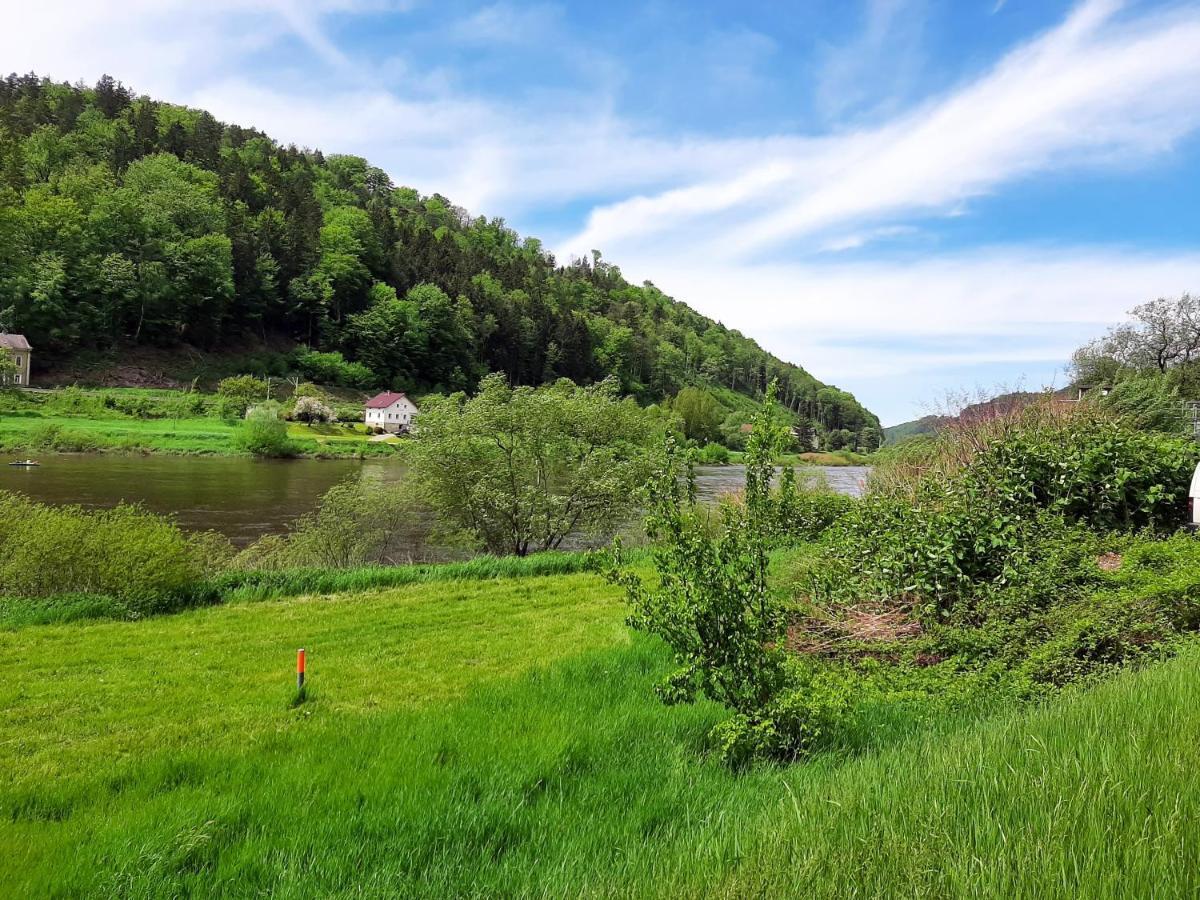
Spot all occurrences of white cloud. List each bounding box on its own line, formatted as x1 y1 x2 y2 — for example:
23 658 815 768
814 0 926 122
560 0 1200 259
613 244 1200 422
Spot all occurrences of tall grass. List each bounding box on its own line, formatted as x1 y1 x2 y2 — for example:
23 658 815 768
0 548 630 627
214 550 615 603
871 392 1123 497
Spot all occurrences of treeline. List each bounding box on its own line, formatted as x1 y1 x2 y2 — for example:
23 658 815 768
1070 292 1200 433
0 74 880 449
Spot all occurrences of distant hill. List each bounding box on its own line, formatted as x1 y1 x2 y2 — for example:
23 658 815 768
883 415 946 444
0 74 882 450
884 392 1048 445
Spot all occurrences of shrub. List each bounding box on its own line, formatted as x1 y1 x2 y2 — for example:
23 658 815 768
0 492 228 612
291 395 335 425
411 374 659 556
291 349 375 389
217 375 269 418
235 477 419 570
24 422 104 452
622 389 1200 766
611 383 826 764
234 402 299 457
695 442 730 465
815 414 1200 619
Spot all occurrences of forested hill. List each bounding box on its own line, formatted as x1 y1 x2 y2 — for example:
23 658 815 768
0 74 881 449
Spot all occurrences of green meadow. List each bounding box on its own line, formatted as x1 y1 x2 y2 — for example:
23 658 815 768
2 569 1196 897
0 387 391 457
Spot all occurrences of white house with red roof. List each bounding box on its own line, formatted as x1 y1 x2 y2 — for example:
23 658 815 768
364 391 418 433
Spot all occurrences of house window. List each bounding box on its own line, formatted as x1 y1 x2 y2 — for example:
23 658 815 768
14 374 20 384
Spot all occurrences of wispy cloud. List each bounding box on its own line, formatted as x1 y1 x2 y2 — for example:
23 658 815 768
561 0 1200 260
815 0 927 122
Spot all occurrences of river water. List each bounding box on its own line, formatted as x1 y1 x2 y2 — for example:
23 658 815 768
0 454 870 547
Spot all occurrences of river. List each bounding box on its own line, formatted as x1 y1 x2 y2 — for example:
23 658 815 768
0 454 870 547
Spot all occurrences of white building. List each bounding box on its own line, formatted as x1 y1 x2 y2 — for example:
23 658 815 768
364 391 418 433
0 333 32 386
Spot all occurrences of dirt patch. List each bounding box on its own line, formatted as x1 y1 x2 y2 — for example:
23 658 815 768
787 602 922 657
1096 552 1123 572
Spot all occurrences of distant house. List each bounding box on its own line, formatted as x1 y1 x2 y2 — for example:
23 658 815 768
1056 384 1111 403
0 334 32 387
364 391 418 433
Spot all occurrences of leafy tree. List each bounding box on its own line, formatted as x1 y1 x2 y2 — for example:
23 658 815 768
291 395 335 425
409 374 658 555
610 383 825 764
672 386 724 444
216 374 268 417
1074 293 1200 378
0 353 17 391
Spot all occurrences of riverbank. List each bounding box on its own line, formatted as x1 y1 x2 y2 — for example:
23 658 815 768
2 567 1197 896
0 387 393 458
715 448 871 467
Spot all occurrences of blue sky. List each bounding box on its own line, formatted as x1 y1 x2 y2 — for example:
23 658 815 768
7 0 1200 424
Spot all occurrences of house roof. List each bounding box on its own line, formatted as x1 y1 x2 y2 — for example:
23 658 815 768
0 334 31 351
365 391 414 409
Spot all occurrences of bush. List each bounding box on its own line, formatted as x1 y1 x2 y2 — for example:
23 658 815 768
291 349 375 389
622 389 1200 766
234 402 300 457
291 395 335 425
0 492 229 612
217 375 269 418
815 414 1200 618
612 384 807 764
234 477 419 570
695 442 730 465
24 422 104 452
411 374 659 556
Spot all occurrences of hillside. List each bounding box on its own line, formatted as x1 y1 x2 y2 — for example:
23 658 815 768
0 74 881 450
883 414 945 444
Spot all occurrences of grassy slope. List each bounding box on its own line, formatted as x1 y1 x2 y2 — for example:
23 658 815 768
2 573 1197 897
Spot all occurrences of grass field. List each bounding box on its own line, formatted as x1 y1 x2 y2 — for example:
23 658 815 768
2 570 1197 897
0 388 390 457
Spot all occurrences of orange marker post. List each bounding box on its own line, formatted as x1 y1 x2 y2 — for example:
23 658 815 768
296 648 306 692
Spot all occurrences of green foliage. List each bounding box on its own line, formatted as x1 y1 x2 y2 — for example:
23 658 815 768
290 349 375 389
0 353 17 389
216 374 268 418
694 441 730 464
22 421 103 452
613 383 835 763
290 395 335 424
1099 373 1185 432
0 491 226 612
673 387 723 444
818 419 1199 617
0 74 878 445
235 477 415 570
410 374 658 555
233 401 298 457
